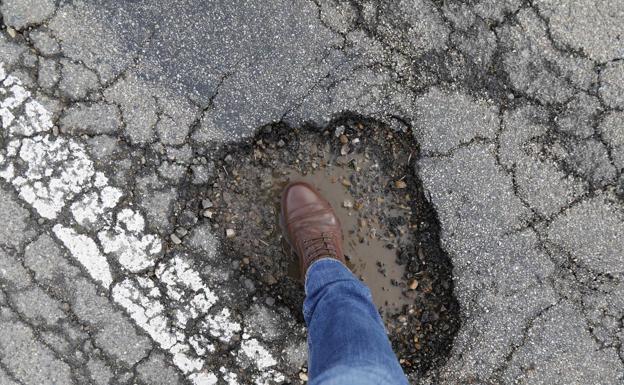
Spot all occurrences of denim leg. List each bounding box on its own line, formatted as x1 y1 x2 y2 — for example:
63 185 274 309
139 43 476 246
303 259 410 385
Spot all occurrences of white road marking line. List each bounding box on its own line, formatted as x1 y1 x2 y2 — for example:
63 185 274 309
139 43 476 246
0 62 284 385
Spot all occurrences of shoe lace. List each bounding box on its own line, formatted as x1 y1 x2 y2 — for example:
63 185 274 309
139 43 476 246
302 232 338 261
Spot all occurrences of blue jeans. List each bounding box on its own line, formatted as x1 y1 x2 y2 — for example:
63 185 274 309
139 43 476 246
303 258 410 385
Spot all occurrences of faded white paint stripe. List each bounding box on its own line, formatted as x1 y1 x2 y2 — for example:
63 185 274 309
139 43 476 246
52 225 114 288
0 62 284 385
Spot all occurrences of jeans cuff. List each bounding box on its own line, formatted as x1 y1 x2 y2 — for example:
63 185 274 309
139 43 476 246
305 258 354 296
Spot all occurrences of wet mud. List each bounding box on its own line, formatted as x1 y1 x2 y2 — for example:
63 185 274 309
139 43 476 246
276 163 412 317
184 115 460 378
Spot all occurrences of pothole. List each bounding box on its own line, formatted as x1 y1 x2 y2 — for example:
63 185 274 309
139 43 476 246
183 116 460 377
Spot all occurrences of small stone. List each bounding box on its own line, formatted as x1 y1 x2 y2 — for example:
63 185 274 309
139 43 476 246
351 138 360 145
203 210 214 219
343 200 353 209
341 178 351 187
334 125 345 137
225 228 236 238
201 199 214 209
175 227 188 237
394 180 407 189
265 274 277 285
7 27 16 38
299 372 308 382
340 144 350 156
339 134 349 144
170 234 182 244
178 210 198 227
265 297 275 306
243 279 255 292
277 139 286 147
62 303 71 311
22 52 37 68
242 257 250 265
408 280 419 290
224 154 233 164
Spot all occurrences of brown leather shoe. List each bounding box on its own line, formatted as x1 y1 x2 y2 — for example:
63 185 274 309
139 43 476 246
280 181 346 280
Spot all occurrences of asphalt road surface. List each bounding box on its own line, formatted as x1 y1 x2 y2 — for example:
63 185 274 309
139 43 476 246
0 0 623 384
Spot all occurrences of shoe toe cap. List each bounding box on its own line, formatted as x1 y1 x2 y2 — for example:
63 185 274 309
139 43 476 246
284 182 321 209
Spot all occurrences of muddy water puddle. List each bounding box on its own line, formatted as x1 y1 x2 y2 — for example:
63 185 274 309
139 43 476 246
274 163 412 317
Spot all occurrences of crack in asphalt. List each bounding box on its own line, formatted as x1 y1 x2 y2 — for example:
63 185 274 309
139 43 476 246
1 0 623 383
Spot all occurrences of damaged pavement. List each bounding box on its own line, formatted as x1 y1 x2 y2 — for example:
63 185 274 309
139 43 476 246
0 0 623 384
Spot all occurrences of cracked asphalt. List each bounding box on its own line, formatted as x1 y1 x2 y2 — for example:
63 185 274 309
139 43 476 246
0 0 623 384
